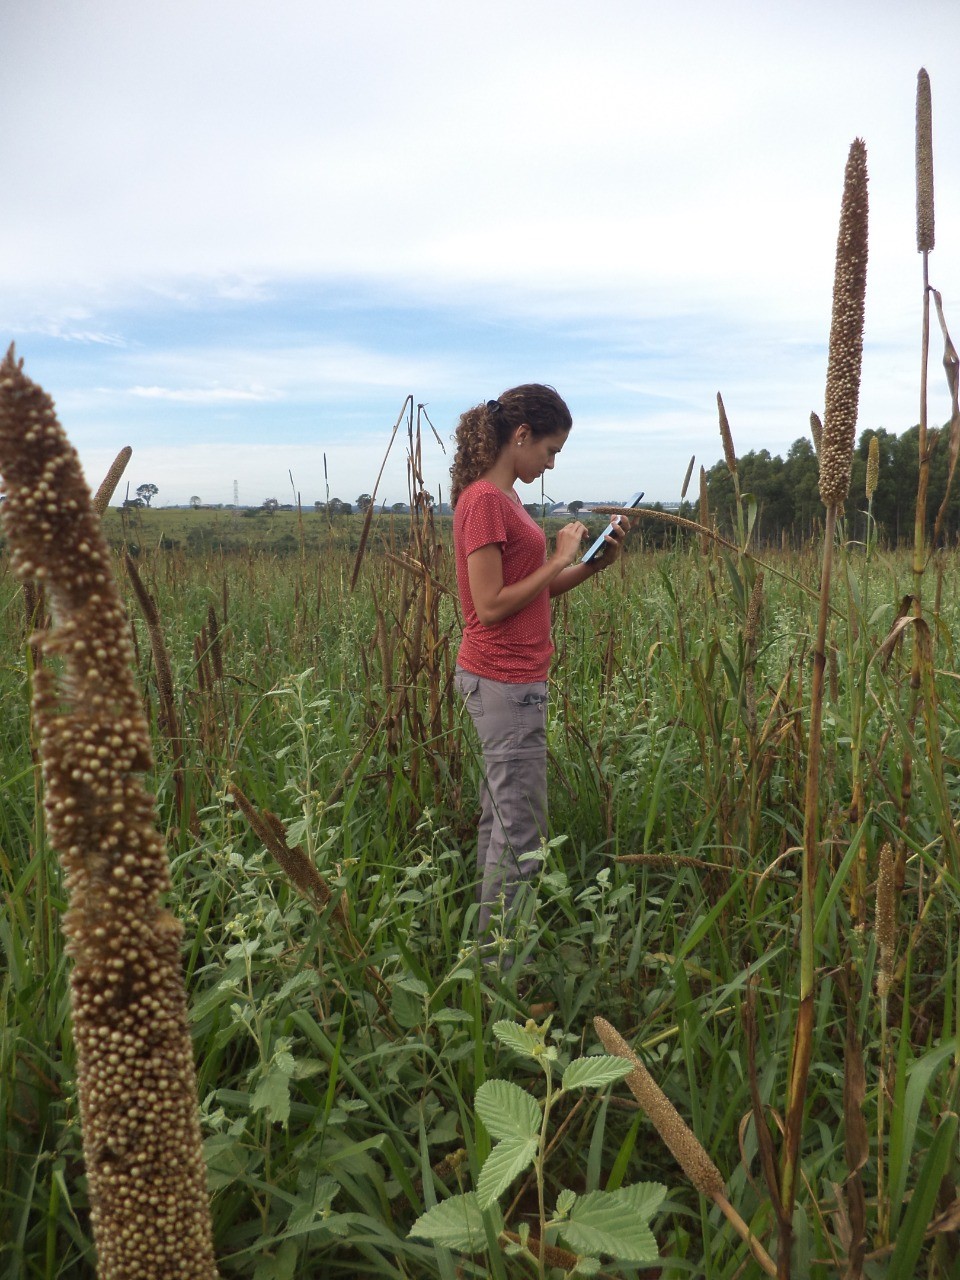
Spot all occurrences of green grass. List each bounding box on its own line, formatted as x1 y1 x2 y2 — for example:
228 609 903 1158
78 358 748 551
3 531 960 1278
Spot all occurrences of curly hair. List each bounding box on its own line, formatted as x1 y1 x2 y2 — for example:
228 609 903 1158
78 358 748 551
449 384 572 507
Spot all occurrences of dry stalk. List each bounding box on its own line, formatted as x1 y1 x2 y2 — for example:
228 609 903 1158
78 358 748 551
92 445 133 515
0 346 218 1279
226 784 392 1013
698 465 710 556
681 453 695 500
783 139 868 1271
911 69 935 605
593 1016 778 1276
718 392 738 477
227 783 337 913
124 552 189 825
865 436 879 502
595 503 823 606
818 140 869 509
350 394 411 590
498 1231 620 1279
930 289 960 548
875 842 896 998
916 69 935 254
809 412 823 457
592 1021 724 1194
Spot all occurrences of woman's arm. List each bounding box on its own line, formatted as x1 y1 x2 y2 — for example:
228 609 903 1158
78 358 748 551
467 521 587 625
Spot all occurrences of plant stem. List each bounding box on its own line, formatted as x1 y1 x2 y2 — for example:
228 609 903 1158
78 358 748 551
781 501 838 1267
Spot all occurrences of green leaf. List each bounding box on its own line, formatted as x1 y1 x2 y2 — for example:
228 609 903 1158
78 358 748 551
743 493 758 546
431 1008 474 1025
477 1136 538 1209
492 1019 543 1058
277 970 319 1001
408 1192 487 1250
555 1187 577 1216
722 553 746 611
562 1056 634 1092
203 1133 248 1189
559 1183 666 1262
251 1064 292 1125
475 1079 541 1141
390 985 423 1029
889 1039 955 1220
397 975 430 996
289 1057 324 1081
888 1112 958 1279
287 1177 340 1232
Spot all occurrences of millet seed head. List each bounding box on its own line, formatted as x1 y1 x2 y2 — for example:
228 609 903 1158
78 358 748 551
819 140 869 508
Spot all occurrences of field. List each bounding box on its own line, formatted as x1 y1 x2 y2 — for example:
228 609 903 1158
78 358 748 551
3 487 960 1277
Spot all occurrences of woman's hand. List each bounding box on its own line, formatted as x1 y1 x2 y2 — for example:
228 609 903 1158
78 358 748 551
553 521 588 567
596 513 630 565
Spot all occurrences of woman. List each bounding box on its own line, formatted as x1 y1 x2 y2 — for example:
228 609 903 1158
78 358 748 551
450 384 629 964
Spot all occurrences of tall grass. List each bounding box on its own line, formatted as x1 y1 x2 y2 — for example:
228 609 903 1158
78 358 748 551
4 513 960 1276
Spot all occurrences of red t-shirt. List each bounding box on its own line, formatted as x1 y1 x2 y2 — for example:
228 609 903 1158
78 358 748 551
454 479 553 682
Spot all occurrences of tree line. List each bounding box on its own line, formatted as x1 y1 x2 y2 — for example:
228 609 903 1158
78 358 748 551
693 423 960 547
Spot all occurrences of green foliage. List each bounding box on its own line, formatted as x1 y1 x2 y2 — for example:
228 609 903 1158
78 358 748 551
699 422 960 546
410 1019 665 1275
3 539 960 1276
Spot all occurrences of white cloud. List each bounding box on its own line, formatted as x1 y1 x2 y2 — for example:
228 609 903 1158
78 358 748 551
128 384 281 404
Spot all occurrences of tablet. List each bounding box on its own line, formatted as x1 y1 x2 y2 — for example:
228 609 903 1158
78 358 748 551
580 491 644 563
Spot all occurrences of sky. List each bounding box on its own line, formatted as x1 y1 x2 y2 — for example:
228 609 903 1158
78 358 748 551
2 0 959 510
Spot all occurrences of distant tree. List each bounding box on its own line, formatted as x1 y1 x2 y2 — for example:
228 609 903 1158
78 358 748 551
122 497 145 509
314 500 327 513
136 483 158 507
391 502 407 514
189 495 202 509
356 493 373 513
329 497 352 516
262 498 279 516
568 500 584 515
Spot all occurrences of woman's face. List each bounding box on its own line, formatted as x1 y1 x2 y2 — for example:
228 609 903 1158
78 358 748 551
516 428 569 485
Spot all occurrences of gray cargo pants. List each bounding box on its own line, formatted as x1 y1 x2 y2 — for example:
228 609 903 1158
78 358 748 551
454 667 548 945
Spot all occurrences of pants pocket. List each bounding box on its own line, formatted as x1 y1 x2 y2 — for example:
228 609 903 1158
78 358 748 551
505 684 547 755
455 669 483 717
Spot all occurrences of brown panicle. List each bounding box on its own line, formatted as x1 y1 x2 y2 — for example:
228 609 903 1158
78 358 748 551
819 140 869 508
0 346 218 1280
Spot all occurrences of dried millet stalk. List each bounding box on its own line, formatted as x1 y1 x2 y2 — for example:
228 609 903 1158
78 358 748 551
744 572 764 647
866 434 880 500
680 453 695 501
593 1017 725 1197
875 841 896 998
809 411 823 458
916 68 935 254
92 444 133 516
0 347 218 1280
698 466 710 555
717 392 737 476
227 782 334 910
819 139 869 507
